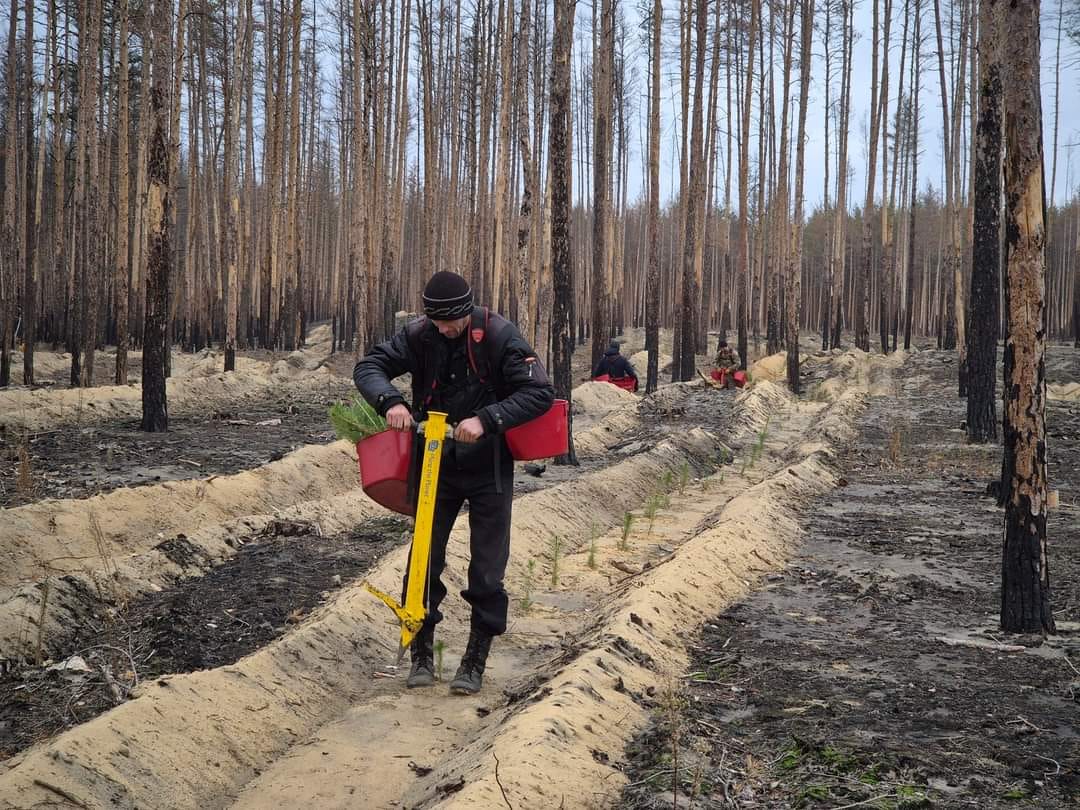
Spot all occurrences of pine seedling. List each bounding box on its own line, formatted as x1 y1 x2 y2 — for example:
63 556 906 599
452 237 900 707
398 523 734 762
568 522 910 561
619 511 635 551
678 461 690 494
328 397 388 442
434 640 446 680
644 495 661 536
661 468 674 493
518 559 536 611
587 525 598 570
549 534 563 587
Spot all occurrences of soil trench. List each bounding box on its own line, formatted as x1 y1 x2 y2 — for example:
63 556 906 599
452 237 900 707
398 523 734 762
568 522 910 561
0 345 931 810
622 347 1080 809
0 351 797 808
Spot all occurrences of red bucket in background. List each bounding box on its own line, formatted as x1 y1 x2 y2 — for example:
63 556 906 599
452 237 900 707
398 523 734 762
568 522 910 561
506 399 569 461
356 430 413 515
733 370 748 388
593 373 637 392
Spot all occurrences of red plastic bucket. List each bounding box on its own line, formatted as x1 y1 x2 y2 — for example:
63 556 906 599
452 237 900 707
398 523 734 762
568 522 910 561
733 370 748 388
356 430 413 515
710 368 727 384
593 374 637 392
505 399 569 461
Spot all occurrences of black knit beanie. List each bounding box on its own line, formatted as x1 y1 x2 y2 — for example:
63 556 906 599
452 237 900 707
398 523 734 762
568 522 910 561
422 271 473 319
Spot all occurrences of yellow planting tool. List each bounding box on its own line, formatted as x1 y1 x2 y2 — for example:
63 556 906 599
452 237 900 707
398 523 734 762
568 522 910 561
364 411 449 664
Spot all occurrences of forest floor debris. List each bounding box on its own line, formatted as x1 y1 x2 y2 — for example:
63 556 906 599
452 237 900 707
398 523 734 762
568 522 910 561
621 346 1080 810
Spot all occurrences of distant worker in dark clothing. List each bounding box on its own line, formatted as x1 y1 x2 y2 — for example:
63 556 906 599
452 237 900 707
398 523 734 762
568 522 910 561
592 341 639 391
713 340 740 389
353 271 554 695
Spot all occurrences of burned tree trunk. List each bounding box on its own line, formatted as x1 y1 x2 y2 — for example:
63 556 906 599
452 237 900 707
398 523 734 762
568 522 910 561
787 0 814 394
645 0 661 393
115 0 132 384
679 0 707 382
550 0 577 466
142 0 173 433
967 0 1002 444
999 0 1052 635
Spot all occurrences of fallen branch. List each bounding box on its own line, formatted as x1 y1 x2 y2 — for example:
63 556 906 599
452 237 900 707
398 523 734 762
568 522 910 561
829 795 898 810
935 636 1025 653
98 661 124 704
493 752 514 810
624 768 675 789
1062 653 1080 678
32 779 90 809
610 560 642 576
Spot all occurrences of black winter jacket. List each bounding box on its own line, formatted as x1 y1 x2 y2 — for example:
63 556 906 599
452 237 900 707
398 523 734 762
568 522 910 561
592 353 637 381
353 307 555 439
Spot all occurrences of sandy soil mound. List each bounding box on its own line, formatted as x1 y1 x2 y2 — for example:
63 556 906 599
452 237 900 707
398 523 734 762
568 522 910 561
0 326 338 433
0 347 894 809
629 349 671 374
571 380 637 416
1049 382 1080 401
808 348 906 400
0 440 365 659
750 351 787 381
0 426 726 808
439 397 861 809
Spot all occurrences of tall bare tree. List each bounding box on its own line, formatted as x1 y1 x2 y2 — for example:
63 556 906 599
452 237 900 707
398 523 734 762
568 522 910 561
678 0 707 380
591 0 614 369
115 0 132 384
967 0 1002 443
21 0 34 386
0 0 18 388
645 0 661 392
142 0 174 432
787 0 814 393
737 0 760 370
550 0 577 434
999 0 1051 635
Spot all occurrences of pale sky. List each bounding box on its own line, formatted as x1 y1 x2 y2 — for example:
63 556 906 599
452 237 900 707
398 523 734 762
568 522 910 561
619 1 1080 211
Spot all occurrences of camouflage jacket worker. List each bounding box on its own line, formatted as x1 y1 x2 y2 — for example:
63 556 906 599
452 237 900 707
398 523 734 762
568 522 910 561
714 345 739 371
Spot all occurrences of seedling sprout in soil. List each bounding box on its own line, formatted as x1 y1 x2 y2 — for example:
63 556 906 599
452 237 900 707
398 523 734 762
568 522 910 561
619 512 635 551
660 468 674 494
517 559 536 611
549 534 563 587
434 640 445 680
587 524 599 570
16 438 33 497
644 494 662 536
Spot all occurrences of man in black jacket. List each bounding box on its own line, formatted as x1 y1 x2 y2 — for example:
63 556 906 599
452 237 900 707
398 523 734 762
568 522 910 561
592 341 639 390
353 271 554 694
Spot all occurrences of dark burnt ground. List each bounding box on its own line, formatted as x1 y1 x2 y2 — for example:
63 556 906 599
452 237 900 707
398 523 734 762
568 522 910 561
0 381 354 508
622 348 1080 809
0 515 406 759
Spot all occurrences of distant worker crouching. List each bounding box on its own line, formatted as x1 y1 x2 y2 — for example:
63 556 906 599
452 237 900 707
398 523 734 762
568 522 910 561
591 341 639 392
713 341 740 389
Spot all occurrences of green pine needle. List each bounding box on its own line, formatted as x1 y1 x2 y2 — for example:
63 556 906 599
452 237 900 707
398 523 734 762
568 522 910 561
328 397 388 443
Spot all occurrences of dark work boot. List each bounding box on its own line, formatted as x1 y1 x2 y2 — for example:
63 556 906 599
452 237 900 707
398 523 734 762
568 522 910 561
406 625 436 688
449 630 493 695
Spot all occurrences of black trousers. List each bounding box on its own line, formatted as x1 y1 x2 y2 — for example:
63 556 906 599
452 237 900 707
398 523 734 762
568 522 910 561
402 444 514 637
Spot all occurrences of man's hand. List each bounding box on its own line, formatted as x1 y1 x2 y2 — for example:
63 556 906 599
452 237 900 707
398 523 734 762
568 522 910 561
454 416 485 443
385 404 413 432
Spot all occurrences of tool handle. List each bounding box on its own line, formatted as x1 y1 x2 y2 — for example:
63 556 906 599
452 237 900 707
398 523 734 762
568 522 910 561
415 420 454 440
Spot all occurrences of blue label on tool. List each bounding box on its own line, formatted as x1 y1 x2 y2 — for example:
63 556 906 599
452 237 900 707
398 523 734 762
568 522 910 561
428 440 439 451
